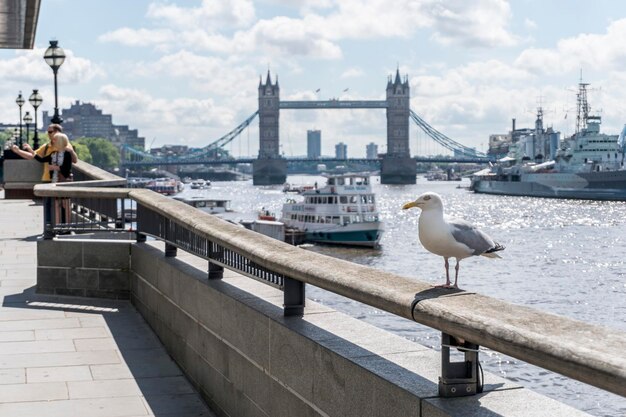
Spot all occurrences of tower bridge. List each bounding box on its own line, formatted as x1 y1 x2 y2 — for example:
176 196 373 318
122 68 490 183
255 69 414 185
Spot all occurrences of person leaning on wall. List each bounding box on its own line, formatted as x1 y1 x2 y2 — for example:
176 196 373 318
10 123 78 182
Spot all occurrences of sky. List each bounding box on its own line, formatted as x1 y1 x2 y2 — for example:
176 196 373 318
2 0 626 157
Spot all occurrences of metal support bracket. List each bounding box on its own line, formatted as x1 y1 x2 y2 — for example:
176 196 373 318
43 197 55 239
439 332 481 397
208 261 224 280
165 243 177 257
283 277 305 317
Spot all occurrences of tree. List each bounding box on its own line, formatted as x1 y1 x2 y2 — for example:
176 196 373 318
0 129 13 150
72 142 92 163
74 137 120 170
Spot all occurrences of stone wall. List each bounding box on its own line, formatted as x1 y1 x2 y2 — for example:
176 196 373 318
37 239 131 298
130 243 587 417
3 159 45 199
33 236 591 416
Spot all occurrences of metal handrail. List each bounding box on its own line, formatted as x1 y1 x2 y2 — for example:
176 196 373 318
33 166 626 399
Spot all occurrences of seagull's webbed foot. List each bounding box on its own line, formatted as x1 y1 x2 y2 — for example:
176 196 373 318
433 283 457 289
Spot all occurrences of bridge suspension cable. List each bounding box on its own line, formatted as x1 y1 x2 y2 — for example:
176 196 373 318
410 110 486 158
123 111 259 163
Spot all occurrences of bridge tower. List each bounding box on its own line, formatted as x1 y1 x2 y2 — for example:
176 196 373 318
381 69 416 184
253 70 287 185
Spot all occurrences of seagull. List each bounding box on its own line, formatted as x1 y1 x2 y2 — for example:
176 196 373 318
402 192 504 288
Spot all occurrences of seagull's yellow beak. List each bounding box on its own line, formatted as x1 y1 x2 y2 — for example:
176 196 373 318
402 201 419 210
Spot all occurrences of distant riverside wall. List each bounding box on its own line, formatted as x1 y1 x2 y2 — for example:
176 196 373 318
36 237 588 417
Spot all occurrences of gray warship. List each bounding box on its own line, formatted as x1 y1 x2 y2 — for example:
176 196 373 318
471 81 626 201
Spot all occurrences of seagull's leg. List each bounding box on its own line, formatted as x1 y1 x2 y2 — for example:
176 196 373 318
435 258 451 287
453 259 460 288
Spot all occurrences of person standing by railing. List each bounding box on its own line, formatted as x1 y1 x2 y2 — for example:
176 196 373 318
10 123 77 182
30 133 74 183
12 132 76 224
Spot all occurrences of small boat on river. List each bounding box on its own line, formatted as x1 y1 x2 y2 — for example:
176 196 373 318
280 174 383 247
145 178 182 195
173 196 232 215
190 179 210 189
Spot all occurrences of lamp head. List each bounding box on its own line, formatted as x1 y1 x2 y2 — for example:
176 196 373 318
15 91 25 107
29 89 43 108
44 40 66 70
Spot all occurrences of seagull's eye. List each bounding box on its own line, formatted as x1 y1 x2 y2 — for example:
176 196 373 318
423 195 431 201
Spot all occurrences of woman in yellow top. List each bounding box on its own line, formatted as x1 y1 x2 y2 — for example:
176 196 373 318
11 124 77 182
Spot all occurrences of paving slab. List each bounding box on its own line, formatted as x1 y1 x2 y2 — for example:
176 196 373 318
0 196 215 417
0 368 25 384
27 365 93 383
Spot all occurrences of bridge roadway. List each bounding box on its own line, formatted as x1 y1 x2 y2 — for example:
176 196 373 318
0 191 216 417
122 156 493 167
280 100 387 109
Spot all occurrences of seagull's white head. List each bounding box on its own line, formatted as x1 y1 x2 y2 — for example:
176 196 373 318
402 192 444 211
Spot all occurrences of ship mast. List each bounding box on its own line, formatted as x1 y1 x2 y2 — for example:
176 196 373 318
576 74 589 134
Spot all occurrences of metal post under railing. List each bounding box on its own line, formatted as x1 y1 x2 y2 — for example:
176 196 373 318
439 332 482 397
208 242 224 280
165 243 177 257
283 277 305 316
43 197 55 239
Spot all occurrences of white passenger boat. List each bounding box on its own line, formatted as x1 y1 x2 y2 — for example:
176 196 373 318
173 196 231 214
145 178 182 195
280 174 383 247
190 179 210 189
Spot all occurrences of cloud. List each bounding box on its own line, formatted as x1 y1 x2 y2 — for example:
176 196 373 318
96 84 240 146
234 16 343 59
100 0 519 60
341 68 364 78
98 28 175 48
131 50 259 96
0 47 104 85
524 18 537 30
425 0 518 47
515 18 626 74
147 0 256 29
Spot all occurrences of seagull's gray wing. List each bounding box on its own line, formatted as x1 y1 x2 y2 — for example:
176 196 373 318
449 219 496 256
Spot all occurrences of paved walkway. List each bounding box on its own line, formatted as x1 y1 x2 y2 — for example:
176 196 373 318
0 194 215 417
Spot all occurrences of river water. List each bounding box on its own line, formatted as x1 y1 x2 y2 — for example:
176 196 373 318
178 176 626 416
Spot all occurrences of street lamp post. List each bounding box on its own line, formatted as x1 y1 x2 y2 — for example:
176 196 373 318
43 40 66 125
29 89 43 149
23 112 32 147
15 91 25 146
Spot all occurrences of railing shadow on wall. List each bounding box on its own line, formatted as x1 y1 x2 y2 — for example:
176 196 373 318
33 160 626 400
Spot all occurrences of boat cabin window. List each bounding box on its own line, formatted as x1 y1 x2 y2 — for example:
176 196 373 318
197 201 206 207
354 195 375 204
349 196 358 203
328 178 335 185
340 196 348 204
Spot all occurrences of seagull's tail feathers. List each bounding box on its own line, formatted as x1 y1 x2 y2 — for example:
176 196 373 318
482 242 505 259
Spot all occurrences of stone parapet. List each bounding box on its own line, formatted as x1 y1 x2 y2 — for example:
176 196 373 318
2 159 45 199
37 238 131 299
130 243 588 417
